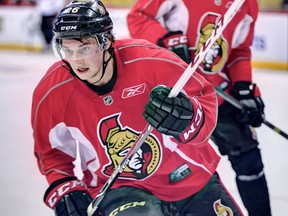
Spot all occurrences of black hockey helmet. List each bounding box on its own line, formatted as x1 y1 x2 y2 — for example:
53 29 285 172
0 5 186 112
53 0 113 53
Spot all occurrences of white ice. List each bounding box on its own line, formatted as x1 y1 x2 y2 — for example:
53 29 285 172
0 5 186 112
0 50 287 215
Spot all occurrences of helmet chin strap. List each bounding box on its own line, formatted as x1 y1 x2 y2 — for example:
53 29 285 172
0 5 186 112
91 46 114 85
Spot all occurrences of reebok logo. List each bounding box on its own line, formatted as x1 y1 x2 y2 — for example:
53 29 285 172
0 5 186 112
122 84 146 99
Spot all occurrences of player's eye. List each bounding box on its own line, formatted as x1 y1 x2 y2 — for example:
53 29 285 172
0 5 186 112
62 48 73 56
80 46 92 55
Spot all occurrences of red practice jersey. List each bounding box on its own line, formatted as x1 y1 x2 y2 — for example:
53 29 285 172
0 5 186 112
31 39 220 201
127 0 260 105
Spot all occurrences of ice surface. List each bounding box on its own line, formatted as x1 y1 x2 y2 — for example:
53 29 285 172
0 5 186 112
0 50 287 215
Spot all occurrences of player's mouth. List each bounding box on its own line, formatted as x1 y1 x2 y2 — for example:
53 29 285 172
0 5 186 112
77 67 89 74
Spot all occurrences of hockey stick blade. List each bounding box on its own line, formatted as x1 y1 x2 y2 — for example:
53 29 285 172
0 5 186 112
215 86 288 140
87 0 246 215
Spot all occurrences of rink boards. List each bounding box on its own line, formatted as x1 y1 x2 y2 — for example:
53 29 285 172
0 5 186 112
0 6 287 70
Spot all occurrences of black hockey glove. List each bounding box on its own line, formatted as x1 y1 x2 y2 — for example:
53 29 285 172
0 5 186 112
44 177 94 216
157 31 191 64
55 191 93 216
233 81 265 127
143 85 193 137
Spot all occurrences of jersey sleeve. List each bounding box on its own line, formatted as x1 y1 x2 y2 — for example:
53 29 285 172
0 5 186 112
226 0 258 84
31 63 77 185
181 71 218 145
127 0 168 43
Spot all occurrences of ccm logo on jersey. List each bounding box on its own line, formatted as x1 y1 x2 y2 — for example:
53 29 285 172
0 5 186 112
183 98 204 141
168 35 187 46
45 180 86 208
122 84 146 99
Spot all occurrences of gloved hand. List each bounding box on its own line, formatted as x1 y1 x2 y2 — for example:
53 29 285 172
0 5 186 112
157 31 191 64
143 85 193 137
233 81 265 127
44 177 93 216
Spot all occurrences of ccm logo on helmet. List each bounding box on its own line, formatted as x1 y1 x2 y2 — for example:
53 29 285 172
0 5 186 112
61 26 78 31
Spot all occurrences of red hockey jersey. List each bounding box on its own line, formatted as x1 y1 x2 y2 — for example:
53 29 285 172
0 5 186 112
31 39 220 201
127 0 260 105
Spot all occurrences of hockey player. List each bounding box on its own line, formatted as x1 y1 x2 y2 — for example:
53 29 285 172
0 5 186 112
127 0 271 215
36 0 66 52
31 0 244 215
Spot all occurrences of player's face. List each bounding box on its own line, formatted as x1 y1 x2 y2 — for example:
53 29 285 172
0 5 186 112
61 38 104 84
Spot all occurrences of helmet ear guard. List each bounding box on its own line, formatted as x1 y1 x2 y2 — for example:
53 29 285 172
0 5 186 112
95 31 111 51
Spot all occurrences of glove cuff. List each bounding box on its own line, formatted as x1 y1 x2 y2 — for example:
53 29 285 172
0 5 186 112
157 31 184 48
157 31 191 64
233 81 256 99
175 97 205 143
44 177 88 209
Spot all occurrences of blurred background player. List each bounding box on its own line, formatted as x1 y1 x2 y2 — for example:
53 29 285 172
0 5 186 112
31 0 244 215
36 0 65 52
127 0 271 215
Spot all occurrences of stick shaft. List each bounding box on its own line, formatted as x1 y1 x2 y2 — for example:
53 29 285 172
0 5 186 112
215 86 288 140
87 124 153 216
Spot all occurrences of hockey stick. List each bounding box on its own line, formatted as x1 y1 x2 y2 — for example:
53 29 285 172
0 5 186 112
87 0 245 215
215 86 288 139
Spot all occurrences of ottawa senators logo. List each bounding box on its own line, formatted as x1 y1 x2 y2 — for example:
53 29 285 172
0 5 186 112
98 114 161 179
195 13 228 74
213 199 233 216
